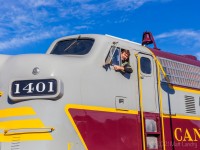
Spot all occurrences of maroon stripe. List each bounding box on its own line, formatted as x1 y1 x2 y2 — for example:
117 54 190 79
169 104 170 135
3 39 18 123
69 108 142 150
150 48 200 67
164 117 200 150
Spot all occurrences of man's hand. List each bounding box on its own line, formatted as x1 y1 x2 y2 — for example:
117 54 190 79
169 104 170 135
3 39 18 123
113 65 124 71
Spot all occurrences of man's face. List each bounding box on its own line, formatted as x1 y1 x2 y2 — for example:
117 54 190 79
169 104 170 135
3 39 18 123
121 52 129 60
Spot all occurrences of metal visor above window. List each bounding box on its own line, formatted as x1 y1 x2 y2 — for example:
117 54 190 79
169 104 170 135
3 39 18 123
9 79 62 101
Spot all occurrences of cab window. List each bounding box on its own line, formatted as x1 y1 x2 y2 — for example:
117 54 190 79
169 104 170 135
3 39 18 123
51 38 94 55
105 47 132 75
105 47 131 66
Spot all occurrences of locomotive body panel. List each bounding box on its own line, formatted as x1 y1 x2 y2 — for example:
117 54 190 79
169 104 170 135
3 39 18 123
0 33 198 150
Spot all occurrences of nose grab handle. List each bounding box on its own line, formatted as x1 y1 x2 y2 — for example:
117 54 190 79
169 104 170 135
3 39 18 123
4 127 55 135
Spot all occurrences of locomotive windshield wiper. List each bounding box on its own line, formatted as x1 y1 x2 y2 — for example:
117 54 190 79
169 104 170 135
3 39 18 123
64 35 81 52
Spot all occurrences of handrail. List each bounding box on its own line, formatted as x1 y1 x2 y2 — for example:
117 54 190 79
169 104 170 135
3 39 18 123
149 52 167 150
156 61 166 150
135 53 146 150
4 127 55 135
153 56 170 83
136 52 168 150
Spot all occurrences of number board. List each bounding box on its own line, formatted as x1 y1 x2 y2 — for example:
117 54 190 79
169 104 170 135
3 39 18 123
11 79 57 97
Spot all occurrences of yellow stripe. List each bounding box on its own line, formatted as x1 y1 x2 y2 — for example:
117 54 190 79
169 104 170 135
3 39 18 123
163 114 200 121
67 143 73 150
156 60 166 150
0 119 52 142
66 104 138 114
173 86 200 94
135 54 146 150
65 104 138 150
0 107 35 118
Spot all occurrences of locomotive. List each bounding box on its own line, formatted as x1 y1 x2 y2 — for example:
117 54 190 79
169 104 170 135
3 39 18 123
0 31 199 150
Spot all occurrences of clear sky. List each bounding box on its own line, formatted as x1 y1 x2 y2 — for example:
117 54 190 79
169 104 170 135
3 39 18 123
1 0 200 59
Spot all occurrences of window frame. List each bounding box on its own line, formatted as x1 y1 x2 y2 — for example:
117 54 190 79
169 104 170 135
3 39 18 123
105 46 131 67
50 38 95 55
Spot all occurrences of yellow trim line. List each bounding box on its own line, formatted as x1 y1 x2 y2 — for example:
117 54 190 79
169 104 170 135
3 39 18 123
135 54 146 150
173 86 200 94
163 114 200 121
156 60 166 150
66 104 138 114
0 107 35 118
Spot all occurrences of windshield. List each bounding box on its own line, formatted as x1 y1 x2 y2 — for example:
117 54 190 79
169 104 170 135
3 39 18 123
50 38 95 55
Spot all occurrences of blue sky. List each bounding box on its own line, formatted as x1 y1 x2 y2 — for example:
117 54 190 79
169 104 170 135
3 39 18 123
1 0 200 59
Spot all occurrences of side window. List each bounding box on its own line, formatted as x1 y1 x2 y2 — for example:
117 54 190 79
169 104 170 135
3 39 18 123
105 47 132 74
105 46 121 66
141 57 151 74
109 47 132 66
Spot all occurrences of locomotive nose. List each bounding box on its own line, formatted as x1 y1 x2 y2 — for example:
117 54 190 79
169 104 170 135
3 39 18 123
1 54 58 77
0 55 11 70
0 54 66 101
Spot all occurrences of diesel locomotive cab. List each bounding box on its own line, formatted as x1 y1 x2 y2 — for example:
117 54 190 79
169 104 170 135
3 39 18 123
0 34 114 150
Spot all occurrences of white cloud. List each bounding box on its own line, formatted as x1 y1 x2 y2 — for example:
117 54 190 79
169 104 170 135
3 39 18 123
0 26 69 50
27 0 57 7
0 0 172 52
71 0 92 3
0 28 9 37
112 0 172 10
155 30 200 39
154 29 200 58
155 29 200 47
74 25 89 30
196 52 200 60
113 0 153 10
